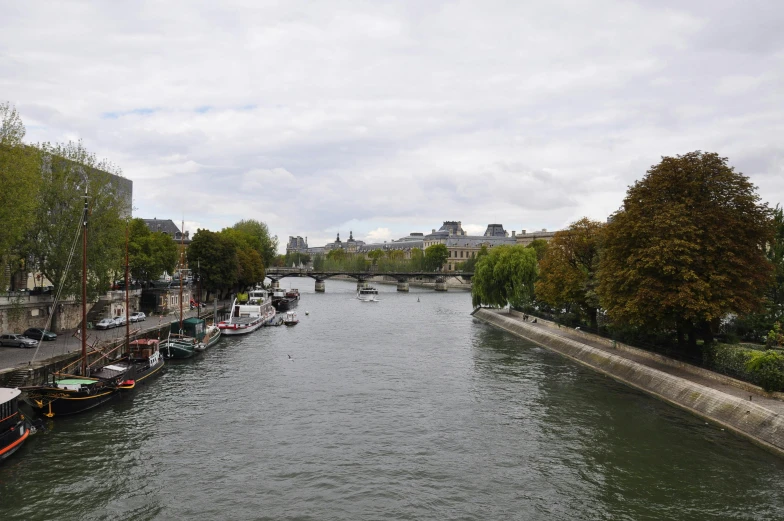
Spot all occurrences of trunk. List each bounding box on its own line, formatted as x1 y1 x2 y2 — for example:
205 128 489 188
588 307 598 331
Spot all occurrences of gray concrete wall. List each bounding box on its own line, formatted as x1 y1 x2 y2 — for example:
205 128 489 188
473 308 784 457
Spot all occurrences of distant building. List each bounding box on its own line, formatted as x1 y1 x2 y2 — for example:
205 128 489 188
515 229 556 246
324 231 365 253
143 219 191 245
286 236 309 253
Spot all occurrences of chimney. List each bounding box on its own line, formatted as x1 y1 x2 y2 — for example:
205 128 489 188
542 228 547 232
511 231 516 237
521 229 527 234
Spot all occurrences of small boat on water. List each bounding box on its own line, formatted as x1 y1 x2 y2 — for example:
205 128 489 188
357 287 379 302
283 311 299 326
218 288 275 335
160 317 206 359
0 388 32 463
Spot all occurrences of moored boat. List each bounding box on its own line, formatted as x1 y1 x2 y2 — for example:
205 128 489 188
160 317 205 359
124 338 165 382
285 288 300 300
218 289 275 335
272 288 296 311
195 324 221 352
0 388 32 462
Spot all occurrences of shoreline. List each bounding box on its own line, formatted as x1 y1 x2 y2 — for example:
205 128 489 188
472 307 784 457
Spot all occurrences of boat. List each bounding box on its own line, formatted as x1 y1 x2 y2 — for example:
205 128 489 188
22 185 131 417
195 324 221 352
123 338 165 382
0 388 32 462
357 286 379 302
285 288 300 300
272 288 296 311
160 317 205 359
218 288 275 335
283 311 299 326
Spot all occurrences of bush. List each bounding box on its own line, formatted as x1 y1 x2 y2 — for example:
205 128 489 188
746 350 784 392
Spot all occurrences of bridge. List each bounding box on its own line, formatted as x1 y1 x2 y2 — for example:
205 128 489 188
264 267 473 292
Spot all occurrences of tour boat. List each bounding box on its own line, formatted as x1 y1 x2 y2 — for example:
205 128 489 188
218 288 275 335
357 286 379 302
0 388 32 462
283 311 299 326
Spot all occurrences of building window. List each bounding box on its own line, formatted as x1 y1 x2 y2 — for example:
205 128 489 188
460 251 464 258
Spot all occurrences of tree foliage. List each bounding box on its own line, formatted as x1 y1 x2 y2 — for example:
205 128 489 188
472 245 538 309
24 140 126 300
127 218 178 282
187 229 237 296
535 218 603 329
526 239 549 262
231 219 278 270
0 102 40 287
368 249 385 265
424 244 449 271
597 151 774 347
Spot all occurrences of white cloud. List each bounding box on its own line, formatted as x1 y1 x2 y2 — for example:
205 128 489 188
2 0 783 252
365 227 393 243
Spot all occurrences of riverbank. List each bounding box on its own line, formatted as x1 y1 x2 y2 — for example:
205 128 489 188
472 307 784 457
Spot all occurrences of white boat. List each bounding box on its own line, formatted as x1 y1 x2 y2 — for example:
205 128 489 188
357 286 379 302
283 311 299 326
217 288 276 335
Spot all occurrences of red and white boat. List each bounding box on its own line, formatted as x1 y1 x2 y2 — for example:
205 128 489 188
218 288 276 335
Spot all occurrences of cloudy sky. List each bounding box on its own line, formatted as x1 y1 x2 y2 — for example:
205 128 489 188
2 1 783 250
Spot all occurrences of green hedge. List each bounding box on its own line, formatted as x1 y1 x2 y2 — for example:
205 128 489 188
704 344 784 392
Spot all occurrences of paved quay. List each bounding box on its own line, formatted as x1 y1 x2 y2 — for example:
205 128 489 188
473 307 784 455
0 303 228 372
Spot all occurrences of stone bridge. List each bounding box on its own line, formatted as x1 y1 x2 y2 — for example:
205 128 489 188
265 267 473 292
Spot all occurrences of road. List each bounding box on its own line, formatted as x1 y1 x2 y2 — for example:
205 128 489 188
0 304 228 371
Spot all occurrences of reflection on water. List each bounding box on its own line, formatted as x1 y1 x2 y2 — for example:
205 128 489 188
2 280 784 521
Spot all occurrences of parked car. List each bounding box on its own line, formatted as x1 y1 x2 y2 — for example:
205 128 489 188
95 318 116 330
0 334 38 348
23 327 57 341
130 312 146 322
113 316 127 327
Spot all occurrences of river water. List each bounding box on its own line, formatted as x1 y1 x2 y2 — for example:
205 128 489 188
2 279 784 520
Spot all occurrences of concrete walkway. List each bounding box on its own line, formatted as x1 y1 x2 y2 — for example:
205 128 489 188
474 308 784 455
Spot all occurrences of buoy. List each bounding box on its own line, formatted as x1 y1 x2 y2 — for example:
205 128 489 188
305 311 310 315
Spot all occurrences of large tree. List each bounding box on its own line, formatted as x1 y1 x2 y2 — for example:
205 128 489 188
187 229 238 299
24 140 126 301
0 102 40 288
424 244 449 271
231 219 278 270
535 218 603 329
472 245 538 310
127 218 178 282
597 151 774 348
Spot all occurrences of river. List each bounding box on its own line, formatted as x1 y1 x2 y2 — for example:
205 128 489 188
2 279 783 520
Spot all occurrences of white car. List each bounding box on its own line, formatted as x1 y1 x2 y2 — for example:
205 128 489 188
130 312 146 322
95 318 115 330
113 316 127 327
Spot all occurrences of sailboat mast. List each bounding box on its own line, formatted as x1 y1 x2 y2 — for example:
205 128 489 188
81 184 88 376
179 220 184 333
125 225 130 355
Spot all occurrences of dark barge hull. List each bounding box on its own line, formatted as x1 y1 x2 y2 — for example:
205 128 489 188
24 388 118 417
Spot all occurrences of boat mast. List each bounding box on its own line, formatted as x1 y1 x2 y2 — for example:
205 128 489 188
81 183 88 376
125 225 130 355
179 219 184 334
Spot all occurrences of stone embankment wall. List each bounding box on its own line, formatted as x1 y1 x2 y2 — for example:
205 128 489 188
473 308 784 457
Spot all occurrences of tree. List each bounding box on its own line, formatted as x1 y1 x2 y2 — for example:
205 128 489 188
24 140 126 302
368 249 385 266
410 248 424 271
127 218 178 282
535 218 603 329
472 245 538 310
0 102 40 288
462 245 488 272
231 219 278 270
424 244 449 271
220 227 266 287
597 151 774 349
188 229 237 299
526 239 549 262
326 248 346 262
312 254 325 271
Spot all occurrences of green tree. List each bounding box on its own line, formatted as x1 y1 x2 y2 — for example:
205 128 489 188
24 140 126 302
472 245 538 310
188 229 237 299
231 219 278 270
327 248 346 262
424 244 449 271
410 248 424 271
597 151 774 349
461 245 488 272
368 249 385 266
526 239 549 262
127 218 178 282
312 253 325 270
535 218 603 329
0 102 40 288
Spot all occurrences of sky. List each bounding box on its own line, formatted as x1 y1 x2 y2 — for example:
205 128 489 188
2 1 783 251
